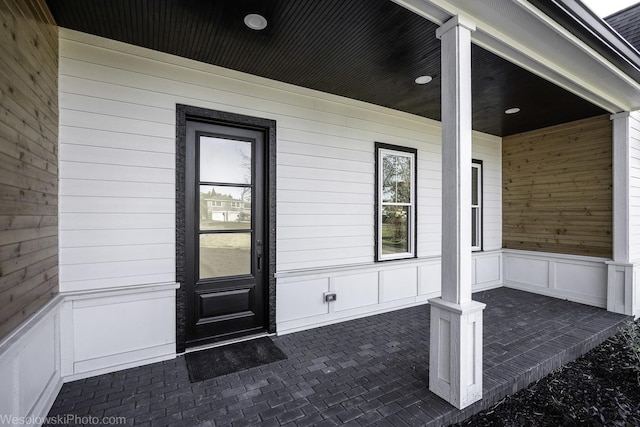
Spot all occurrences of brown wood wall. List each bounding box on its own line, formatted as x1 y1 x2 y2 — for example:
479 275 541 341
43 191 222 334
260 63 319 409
0 0 58 340
503 114 612 258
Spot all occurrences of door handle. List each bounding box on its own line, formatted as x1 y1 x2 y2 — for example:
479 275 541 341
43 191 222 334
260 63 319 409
257 252 262 271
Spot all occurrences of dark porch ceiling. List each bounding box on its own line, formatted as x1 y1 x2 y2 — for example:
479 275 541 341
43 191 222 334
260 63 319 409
46 0 607 137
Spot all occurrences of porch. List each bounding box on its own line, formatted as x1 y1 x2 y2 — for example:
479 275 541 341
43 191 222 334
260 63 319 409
46 288 629 427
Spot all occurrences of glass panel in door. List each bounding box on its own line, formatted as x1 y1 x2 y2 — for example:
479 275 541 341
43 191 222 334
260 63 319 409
198 136 253 280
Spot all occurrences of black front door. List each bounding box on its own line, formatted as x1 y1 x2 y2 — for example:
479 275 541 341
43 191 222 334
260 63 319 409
185 120 266 346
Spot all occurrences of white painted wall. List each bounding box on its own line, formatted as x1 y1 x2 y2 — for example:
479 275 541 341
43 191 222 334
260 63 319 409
58 28 502 279
58 29 502 338
629 111 640 261
628 111 640 316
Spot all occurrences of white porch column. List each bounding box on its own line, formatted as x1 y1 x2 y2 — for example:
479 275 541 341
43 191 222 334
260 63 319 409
429 16 485 409
607 112 640 317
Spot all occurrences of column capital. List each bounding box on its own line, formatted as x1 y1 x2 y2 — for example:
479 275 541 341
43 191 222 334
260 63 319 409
436 15 476 39
611 111 631 121
428 297 486 315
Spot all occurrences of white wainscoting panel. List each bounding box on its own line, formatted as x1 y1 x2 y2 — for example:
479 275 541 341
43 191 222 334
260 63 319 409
504 249 608 308
472 251 503 290
380 267 418 303
418 260 441 296
333 272 379 312
0 297 63 426
276 278 329 321
504 254 550 288
276 251 502 334
60 282 179 381
556 262 607 299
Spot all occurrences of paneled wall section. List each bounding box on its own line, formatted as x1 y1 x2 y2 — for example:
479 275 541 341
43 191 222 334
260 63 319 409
0 0 58 340
503 115 612 258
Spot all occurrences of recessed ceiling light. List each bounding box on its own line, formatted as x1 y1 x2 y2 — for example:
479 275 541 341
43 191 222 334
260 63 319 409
414 75 433 85
505 107 521 114
244 13 267 30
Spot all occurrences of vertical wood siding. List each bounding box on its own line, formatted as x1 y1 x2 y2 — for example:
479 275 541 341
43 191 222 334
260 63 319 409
58 30 502 286
0 0 58 339
502 115 612 258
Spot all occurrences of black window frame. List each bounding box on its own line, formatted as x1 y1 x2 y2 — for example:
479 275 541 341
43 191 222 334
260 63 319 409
471 159 483 252
374 142 418 262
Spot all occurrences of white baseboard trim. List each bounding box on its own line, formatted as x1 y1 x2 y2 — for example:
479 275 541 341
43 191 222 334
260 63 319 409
65 348 176 382
472 282 503 292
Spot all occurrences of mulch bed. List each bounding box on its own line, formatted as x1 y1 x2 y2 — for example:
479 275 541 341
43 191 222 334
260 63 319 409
456 321 640 426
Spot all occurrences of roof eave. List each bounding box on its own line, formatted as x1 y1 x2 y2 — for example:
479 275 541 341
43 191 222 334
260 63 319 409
393 0 640 112
528 0 640 85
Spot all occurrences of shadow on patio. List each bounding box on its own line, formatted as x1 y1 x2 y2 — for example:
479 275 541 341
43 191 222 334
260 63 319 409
46 288 629 427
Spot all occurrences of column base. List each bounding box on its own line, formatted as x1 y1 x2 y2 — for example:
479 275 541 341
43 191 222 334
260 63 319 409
428 298 485 409
606 261 640 317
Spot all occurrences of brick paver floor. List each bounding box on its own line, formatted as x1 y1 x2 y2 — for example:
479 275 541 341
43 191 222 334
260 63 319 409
46 288 629 426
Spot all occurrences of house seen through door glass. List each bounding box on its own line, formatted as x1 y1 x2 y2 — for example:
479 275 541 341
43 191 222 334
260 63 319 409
199 137 252 279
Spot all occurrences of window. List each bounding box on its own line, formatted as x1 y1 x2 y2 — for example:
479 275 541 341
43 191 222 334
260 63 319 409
376 143 417 261
471 160 482 251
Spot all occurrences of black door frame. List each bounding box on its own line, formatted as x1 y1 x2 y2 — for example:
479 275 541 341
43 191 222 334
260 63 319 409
175 104 276 353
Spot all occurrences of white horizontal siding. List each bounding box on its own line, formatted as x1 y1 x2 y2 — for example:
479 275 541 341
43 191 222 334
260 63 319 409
58 29 503 288
415 143 442 257
629 111 640 260
60 245 174 264
60 161 174 183
62 259 174 283
473 132 503 252
59 125 175 153
60 144 174 168
60 196 174 213
61 179 174 198
59 213 174 230
277 152 371 173
278 165 371 184
61 229 174 247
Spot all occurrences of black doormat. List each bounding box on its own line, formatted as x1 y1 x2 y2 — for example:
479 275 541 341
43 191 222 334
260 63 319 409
185 337 287 382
